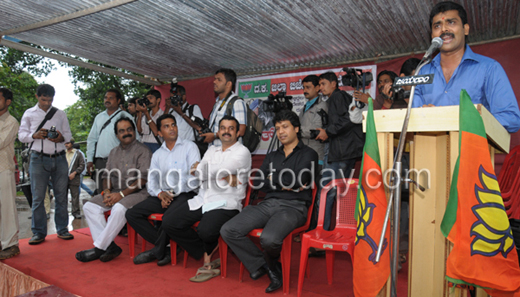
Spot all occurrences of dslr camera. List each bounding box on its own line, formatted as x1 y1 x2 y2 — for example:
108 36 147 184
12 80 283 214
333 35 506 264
47 126 59 139
389 86 410 102
137 94 150 107
169 77 183 106
191 116 212 143
263 91 293 113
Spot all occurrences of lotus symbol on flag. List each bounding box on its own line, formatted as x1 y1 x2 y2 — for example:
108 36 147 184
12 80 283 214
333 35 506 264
356 186 387 264
470 165 515 258
241 83 252 98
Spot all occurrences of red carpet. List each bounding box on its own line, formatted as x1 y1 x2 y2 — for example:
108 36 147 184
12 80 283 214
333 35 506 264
2 229 408 296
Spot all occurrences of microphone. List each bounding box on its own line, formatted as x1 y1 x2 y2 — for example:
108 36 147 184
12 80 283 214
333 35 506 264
422 37 443 60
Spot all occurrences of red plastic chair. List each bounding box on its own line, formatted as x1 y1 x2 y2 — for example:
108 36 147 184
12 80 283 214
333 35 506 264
297 178 358 297
103 210 139 258
238 184 318 295
128 182 252 276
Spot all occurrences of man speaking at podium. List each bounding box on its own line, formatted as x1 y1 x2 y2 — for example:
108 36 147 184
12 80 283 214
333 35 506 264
413 1 520 133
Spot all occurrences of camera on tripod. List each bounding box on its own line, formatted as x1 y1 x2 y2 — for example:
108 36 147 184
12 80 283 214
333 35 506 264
342 68 373 109
169 77 183 106
309 109 329 142
263 91 293 113
191 116 212 143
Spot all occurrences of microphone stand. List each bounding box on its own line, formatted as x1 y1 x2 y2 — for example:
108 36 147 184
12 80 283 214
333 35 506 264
374 58 430 297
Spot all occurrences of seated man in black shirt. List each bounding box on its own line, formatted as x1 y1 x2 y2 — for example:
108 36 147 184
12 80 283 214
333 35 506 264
221 110 318 293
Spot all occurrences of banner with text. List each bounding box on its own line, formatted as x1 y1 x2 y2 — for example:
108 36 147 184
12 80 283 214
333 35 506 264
236 65 377 154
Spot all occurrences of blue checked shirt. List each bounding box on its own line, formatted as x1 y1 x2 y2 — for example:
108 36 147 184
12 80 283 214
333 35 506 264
208 92 247 146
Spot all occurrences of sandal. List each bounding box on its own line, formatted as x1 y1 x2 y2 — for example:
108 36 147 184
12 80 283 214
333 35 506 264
189 266 221 282
208 258 221 269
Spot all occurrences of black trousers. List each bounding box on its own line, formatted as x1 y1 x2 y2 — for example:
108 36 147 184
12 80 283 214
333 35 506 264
125 192 195 257
162 201 239 260
220 199 307 274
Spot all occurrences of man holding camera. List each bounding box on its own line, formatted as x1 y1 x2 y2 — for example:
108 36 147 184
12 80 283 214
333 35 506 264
200 68 247 146
87 89 135 194
136 89 163 153
165 84 203 143
19 84 74 244
299 75 328 165
315 72 364 231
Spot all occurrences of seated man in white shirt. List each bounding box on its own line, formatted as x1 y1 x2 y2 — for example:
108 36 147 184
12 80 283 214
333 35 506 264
126 113 200 266
164 115 251 282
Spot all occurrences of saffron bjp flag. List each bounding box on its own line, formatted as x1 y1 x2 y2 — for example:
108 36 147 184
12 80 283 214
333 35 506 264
440 90 520 296
353 98 390 297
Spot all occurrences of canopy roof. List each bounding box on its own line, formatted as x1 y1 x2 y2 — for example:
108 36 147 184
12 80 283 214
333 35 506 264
1 0 519 84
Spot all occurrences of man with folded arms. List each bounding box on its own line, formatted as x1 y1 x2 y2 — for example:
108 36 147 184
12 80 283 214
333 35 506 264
221 110 318 293
127 114 200 266
162 115 251 282
76 117 151 262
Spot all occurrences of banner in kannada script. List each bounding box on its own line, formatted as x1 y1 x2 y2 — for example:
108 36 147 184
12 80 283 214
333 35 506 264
236 65 377 154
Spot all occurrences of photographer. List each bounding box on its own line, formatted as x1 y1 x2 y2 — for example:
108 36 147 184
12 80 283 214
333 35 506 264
201 68 246 146
18 84 74 244
136 89 163 153
165 84 203 143
354 70 406 110
299 75 328 166
315 72 364 231
127 97 139 118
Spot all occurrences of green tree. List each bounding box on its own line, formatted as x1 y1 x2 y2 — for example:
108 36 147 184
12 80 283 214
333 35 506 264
0 45 54 122
64 64 151 143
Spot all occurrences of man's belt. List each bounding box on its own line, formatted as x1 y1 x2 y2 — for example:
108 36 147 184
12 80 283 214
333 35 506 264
32 151 65 158
94 157 108 161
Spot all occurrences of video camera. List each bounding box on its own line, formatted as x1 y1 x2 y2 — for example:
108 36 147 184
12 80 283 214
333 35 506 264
263 91 293 113
191 116 212 143
342 68 373 109
169 77 183 106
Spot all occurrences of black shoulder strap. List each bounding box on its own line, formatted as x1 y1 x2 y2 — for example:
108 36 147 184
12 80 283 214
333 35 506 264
187 104 195 117
28 107 58 151
225 96 241 117
99 110 122 135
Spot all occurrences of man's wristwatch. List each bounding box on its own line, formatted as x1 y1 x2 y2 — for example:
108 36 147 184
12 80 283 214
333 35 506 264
147 119 153 124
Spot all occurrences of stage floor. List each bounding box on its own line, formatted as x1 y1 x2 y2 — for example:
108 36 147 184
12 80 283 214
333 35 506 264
2 228 408 297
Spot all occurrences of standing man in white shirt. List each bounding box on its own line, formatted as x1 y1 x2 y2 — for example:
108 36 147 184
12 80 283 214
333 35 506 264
0 88 21 259
199 68 247 147
18 84 74 244
136 89 163 153
86 89 135 194
165 84 203 143
127 113 200 266
165 115 251 282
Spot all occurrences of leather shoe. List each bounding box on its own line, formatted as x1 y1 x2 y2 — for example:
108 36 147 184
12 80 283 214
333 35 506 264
28 234 45 245
100 242 122 262
250 265 268 280
133 250 157 265
157 253 171 266
265 264 283 293
76 247 104 262
57 231 74 240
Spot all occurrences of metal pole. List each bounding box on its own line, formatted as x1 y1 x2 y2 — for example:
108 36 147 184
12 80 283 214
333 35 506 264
391 162 402 297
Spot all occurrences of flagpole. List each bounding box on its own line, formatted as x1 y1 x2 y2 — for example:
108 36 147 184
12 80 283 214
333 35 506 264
374 60 430 297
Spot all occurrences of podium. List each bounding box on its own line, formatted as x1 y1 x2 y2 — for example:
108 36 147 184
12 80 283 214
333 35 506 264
363 105 510 297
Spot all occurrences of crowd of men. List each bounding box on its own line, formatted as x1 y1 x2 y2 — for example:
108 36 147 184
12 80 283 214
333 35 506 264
1 1 520 293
